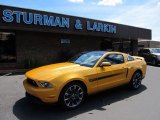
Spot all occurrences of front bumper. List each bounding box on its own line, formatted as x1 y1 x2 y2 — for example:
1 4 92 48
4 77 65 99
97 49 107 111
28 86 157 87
25 92 43 104
23 79 59 103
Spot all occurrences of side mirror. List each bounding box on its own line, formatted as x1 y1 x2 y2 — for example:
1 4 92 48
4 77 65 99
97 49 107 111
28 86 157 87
100 62 111 67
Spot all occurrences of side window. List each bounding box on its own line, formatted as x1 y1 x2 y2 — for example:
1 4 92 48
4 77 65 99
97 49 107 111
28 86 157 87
127 56 134 61
144 49 150 54
102 54 124 65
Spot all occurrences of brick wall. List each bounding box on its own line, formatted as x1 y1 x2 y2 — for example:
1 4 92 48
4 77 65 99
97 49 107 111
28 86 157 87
16 31 102 68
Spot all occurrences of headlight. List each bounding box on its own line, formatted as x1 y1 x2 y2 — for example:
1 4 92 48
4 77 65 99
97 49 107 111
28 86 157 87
38 81 53 88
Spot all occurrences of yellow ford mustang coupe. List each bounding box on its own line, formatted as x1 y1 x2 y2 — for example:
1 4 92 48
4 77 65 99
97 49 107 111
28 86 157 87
23 51 147 109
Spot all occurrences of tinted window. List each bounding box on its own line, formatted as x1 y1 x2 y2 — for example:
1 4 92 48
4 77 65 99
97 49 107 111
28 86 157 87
150 48 160 53
102 54 124 65
143 49 150 54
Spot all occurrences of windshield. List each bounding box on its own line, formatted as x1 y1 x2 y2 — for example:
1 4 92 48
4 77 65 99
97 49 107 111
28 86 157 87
150 48 160 53
69 51 106 67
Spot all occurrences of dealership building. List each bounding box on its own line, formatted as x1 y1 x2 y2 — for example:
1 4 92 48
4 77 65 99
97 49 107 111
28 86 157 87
0 5 151 69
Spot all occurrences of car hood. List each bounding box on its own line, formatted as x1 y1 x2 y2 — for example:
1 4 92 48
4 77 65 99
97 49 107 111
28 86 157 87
25 62 89 81
152 53 160 56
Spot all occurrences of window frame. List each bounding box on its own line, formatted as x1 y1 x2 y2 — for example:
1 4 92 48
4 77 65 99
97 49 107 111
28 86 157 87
98 53 125 66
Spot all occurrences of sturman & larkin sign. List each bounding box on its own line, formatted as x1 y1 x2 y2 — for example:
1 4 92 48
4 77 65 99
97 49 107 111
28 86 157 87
1 9 117 34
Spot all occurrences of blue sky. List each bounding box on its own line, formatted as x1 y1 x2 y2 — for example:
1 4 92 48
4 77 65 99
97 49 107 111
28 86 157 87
0 0 160 40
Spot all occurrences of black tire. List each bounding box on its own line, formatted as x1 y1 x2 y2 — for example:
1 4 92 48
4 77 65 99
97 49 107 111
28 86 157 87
59 82 86 109
151 59 157 66
129 71 142 89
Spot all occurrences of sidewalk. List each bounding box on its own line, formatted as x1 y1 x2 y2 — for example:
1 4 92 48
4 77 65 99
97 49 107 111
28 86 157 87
0 69 29 75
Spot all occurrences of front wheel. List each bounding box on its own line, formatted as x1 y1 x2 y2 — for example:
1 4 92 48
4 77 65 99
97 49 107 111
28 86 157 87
59 82 86 109
129 72 142 89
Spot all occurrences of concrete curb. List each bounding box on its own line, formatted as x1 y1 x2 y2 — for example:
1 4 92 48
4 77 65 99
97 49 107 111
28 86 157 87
0 69 30 76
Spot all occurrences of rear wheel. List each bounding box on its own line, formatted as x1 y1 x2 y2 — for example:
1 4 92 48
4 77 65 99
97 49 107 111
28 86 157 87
151 59 157 66
59 82 86 109
129 71 142 89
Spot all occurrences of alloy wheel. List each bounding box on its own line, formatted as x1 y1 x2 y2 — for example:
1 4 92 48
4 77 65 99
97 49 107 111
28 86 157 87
132 72 142 89
63 84 84 108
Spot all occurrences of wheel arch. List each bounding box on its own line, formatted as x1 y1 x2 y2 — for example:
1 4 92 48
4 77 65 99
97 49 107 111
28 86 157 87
128 68 143 81
134 69 143 75
58 79 88 101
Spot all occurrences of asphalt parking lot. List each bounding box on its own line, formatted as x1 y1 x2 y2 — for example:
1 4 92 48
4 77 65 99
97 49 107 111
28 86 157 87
0 65 160 120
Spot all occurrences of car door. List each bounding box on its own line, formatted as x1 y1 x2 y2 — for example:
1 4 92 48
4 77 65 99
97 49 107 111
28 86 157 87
143 49 151 62
96 54 128 91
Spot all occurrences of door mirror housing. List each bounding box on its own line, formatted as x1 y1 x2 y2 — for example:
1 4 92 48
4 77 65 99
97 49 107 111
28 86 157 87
100 62 111 67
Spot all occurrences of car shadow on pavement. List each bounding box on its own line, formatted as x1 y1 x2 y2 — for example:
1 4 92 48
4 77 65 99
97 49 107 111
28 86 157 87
13 85 147 120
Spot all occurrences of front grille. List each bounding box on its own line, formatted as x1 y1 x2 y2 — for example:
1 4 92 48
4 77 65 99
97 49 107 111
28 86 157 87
27 78 38 87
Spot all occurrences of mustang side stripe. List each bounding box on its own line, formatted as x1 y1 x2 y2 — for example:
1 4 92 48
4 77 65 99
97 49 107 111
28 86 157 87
89 72 125 82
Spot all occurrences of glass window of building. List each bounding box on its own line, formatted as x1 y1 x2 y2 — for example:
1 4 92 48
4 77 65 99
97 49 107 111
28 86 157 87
0 32 16 63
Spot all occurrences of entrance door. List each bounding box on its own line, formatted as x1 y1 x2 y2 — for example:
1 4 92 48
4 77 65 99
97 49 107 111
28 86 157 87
112 39 133 55
0 32 16 63
59 38 72 62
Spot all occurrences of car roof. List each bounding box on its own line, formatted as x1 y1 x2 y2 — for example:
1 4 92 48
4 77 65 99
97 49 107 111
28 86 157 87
84 51 126 54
